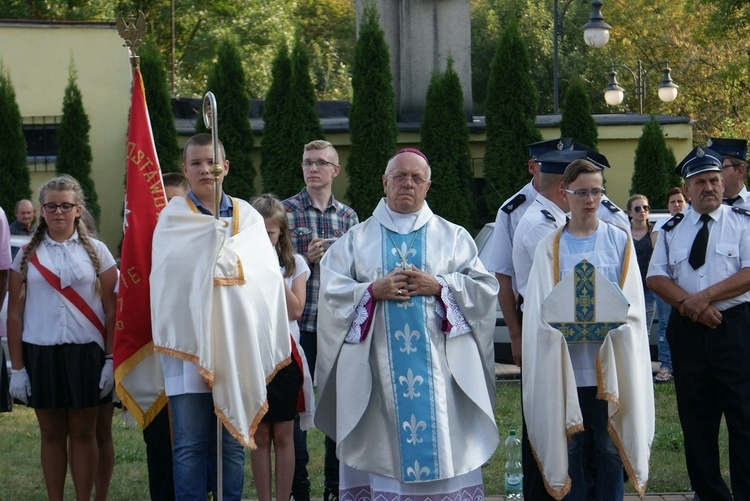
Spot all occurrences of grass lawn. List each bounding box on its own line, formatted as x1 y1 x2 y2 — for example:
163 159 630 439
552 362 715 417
0 381 729 500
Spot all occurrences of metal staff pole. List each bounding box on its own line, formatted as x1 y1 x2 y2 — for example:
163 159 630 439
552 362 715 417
202 90 224 501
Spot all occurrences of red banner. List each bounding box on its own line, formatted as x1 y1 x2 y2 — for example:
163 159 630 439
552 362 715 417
113 67 168 428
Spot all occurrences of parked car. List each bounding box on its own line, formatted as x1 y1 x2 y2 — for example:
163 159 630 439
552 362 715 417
475 210 671 364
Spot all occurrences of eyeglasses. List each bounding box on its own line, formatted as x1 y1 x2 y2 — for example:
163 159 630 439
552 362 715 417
722 163 741 169
301 160 336 168
386 174 430 186
42 203 77 213
564 188 605 199
632 205 650 213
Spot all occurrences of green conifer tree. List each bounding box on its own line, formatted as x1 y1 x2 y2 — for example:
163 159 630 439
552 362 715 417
197 39 255 199
284 37 324 196
0 64 31 212
140 45 180 173
260 43 293 196
260 38 324 199
420 58 474 231
560 77 598 150
483 21 542 219
632 115 674 207
56 64 100 223
346 0 398 217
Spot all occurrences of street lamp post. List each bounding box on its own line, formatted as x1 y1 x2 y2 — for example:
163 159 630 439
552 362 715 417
553 0 612 113
603 60 679 114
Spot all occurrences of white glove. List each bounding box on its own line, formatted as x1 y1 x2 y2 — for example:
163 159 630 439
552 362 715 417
99 359 114 398
10 368 31 404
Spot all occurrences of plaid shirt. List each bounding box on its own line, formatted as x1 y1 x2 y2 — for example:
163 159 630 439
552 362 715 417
283 188 359 333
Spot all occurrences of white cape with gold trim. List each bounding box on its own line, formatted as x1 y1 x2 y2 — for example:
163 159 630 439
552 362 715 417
521 225 654 499
150 196 291 448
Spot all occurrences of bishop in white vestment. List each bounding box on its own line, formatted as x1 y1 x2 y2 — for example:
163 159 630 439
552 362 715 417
315 149 499 501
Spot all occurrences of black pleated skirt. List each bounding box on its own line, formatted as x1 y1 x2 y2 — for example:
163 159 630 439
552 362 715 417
23 341 110 409
262 360 302 422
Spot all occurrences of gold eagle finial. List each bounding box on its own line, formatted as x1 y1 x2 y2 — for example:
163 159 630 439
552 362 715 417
117 11 147 56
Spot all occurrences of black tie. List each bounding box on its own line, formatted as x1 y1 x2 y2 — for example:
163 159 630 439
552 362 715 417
724 195 741 206
688 214 711 270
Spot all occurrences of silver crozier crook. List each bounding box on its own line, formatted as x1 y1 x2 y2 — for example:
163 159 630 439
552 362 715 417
201 90 224 501
202 91 222 218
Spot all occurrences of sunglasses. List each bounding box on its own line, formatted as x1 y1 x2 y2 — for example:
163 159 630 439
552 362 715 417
632 205 650 213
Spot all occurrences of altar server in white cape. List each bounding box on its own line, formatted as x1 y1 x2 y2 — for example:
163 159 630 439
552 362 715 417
315 148 499 501
522 159 654 500
150 134 291 500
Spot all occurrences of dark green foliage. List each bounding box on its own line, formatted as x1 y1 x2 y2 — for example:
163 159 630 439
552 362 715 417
0 65 31 213
482 21 542 219
666 146 682 191
631 116 676 208
346 0 398 217
197 39 255 199
420 59 474 232
139 45 180 173
560 77 598 150
56 66 100 223
261 38 325 199
260 43 293 196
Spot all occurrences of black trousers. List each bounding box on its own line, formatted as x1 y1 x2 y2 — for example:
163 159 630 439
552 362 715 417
293 330 339 491
143 404 176 501
669 303 750 501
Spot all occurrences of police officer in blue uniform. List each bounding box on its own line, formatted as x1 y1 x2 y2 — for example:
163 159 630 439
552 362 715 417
513 148 582 303
487 138 577 500
708 137 750 210
647 146 750 501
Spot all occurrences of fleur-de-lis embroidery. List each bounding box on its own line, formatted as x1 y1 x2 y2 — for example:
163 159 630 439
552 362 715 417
405 460 430 481
395 324 420 354
396 298 414 310
403 414 426 445
392 241 417 269
398 368 424 399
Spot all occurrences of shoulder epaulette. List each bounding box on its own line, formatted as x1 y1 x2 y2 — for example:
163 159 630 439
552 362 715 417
501 194 526 215
662 213 685 232
601 199 621 213
732 207 750 217
540 209 556 222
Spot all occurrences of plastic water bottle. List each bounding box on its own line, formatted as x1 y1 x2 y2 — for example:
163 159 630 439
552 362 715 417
504 429 523 499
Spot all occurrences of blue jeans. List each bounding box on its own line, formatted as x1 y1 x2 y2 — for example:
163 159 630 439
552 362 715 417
566 386 624 501
655 295 672 371
643 289 656 338
169 393 245 501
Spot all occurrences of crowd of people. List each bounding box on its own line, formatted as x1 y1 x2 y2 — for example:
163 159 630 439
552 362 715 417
1 134 749 501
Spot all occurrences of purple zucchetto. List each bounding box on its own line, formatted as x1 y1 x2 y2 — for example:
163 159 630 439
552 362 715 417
390 148 430 165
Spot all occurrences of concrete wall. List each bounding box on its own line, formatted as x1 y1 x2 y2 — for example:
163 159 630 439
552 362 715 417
0 21 130 251
356 0 473 120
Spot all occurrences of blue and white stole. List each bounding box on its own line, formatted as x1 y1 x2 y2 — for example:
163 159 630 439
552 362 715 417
382 226 439 482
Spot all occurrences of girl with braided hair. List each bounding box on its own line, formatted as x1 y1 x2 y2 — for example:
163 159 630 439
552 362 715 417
7 175 117 501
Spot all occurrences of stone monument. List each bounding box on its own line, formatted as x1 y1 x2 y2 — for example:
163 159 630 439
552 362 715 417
356 0 473 121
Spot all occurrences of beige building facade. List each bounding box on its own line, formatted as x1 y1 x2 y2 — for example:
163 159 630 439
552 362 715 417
232 114 693 217
0 20 131 250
